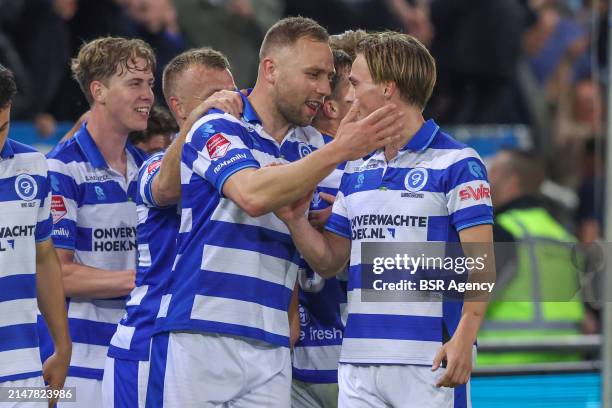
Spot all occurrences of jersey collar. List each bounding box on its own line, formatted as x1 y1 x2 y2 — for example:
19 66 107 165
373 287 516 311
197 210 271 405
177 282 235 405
0 138 15 159
74 122 108 169
401 119 440 152
240 92 262 125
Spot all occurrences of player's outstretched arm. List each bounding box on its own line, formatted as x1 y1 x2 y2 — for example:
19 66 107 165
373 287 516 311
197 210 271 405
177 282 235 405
35 239 71 404
432 224 494 388
223 103 403 217
275 192 350 278
56 248 135 298
152 90 244 206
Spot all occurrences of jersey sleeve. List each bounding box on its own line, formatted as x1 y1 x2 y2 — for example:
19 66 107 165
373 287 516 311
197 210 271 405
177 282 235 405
47 158 79 250
182 116 260 195
138 153 165 208
324 171 351 239
444 149 494 231
35 158 52 242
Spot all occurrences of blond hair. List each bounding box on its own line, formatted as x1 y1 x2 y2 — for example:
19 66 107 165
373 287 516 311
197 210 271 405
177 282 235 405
356 32 436 110
330 29 367 61
72 37 155 105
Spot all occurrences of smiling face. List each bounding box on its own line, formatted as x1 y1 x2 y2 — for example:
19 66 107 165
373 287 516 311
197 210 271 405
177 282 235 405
271 37 334 127
349 54 387 120
98 56 155 133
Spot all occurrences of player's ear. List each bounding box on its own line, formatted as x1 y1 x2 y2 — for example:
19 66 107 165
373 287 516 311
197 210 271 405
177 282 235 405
323 100 339 120
168 96 184 123
261 57 277 85
382 81 396 100
90 80 106 105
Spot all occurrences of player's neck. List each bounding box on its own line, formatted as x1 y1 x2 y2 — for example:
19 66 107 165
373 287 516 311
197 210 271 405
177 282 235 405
86 108 129 166
247 87 292 144
313 118 338 138
384 107 424 160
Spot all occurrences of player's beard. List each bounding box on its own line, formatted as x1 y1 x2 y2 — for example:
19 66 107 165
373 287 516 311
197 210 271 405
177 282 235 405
273 87 313 127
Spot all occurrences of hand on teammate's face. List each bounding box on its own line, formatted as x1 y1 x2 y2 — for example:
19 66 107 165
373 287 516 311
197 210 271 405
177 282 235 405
334 100 404 162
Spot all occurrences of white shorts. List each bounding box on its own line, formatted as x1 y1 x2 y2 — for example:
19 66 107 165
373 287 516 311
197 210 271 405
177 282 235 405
57 376 102 408
291 379 338 408
338 364 471 408
0 376 45 408
102 356 150 408
147 332 291 407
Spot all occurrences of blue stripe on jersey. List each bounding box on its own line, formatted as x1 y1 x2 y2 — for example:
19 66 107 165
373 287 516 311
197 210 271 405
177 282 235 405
325 213 351 239
0 324 39 352
145 333 169 408
0 371 43 384
344 314 443 342
69 318 117 346
293 369 338 384
0 274 36 302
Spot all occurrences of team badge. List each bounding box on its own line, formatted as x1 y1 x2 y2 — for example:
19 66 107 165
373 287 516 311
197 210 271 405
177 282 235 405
404 168 428 192
298 304 311 327
51 195 67 224
298 142 312 158
206 133 231 160
15 174 37 201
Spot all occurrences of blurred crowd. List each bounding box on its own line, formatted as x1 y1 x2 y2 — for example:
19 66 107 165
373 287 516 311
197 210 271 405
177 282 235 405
0 0 608 292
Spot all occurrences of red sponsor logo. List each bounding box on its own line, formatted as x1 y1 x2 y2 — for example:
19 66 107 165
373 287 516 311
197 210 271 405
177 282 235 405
459 184 491 201
206 133 231 160
147 160 161 174
51 195 67 224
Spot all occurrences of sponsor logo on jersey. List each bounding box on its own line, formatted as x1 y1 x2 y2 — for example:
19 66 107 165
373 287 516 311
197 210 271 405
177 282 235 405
459 184 491 202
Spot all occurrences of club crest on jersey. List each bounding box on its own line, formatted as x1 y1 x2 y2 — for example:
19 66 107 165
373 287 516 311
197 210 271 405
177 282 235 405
95 186 106 201
404 168 428 192
15 174 37 201
51 195 67 224
298 142 312 158
206 133 231 160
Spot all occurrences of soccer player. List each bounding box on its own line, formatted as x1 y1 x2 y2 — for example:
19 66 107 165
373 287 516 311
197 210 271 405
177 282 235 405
290 48 354 408
103 48 240 408
0 65 71 407
128 105 178 154
275 32 494 408
147 17 403 407
41 37 155 408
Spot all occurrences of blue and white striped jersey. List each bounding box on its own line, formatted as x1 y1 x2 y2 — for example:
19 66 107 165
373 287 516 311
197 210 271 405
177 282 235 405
0 139 52 383
39 124 146 380
292 134 348 384
325 119 493 365
108 152 180 361
155 94 330 347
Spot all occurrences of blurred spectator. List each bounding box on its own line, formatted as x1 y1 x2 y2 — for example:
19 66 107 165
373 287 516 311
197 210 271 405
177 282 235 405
175 0 282 88
425 0 529 124
0 0 78 136
124 0 187 103
478 148 585 365
128 105 177 153
576 138 604 243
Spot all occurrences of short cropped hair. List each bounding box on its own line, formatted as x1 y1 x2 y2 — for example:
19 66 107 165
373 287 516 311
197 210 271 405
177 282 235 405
72 37 156 105
259 17 329 59
330 49 352 100
356 32 436 110
330 29 367 61
128 105 178 145
0 65 17 109
162 48 230 104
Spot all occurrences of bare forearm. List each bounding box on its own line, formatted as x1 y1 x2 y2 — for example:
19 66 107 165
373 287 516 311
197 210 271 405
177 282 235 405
61 261 135 298
287 217 346 278
236 143 343 216
153 131 186 206
36 244 71 354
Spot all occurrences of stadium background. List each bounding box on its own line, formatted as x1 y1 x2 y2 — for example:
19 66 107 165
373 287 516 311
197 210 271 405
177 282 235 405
0 0 608 406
